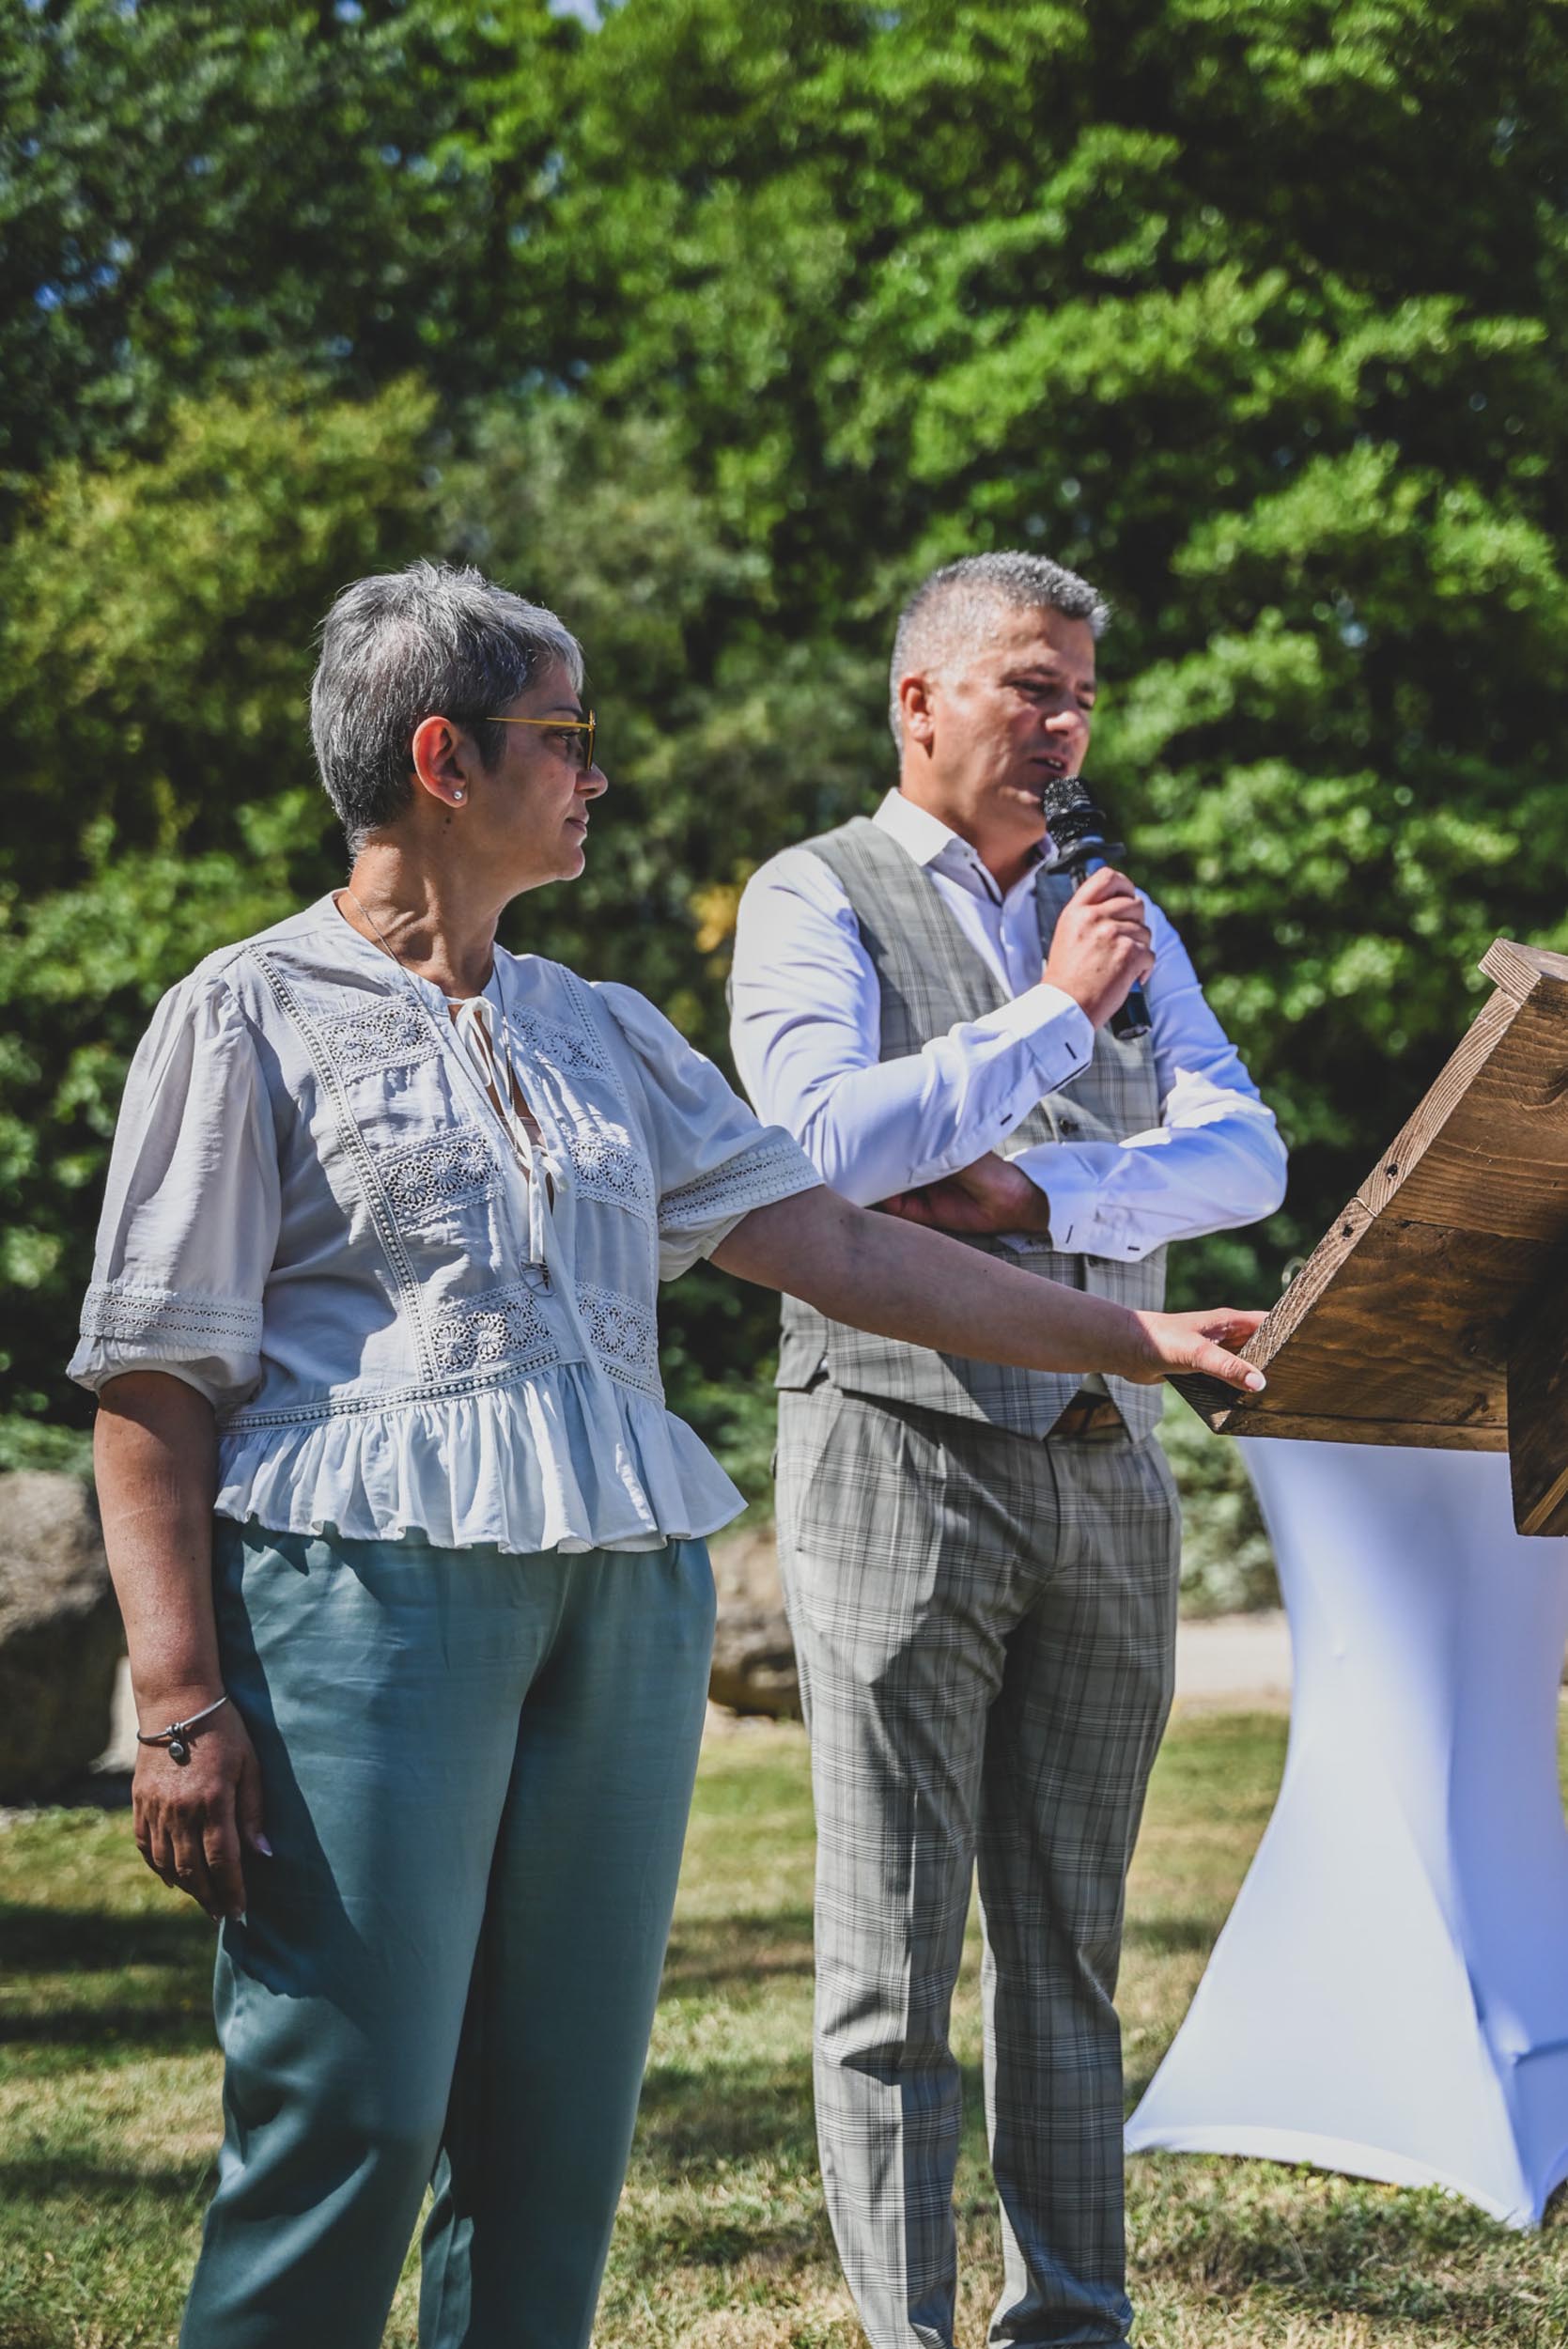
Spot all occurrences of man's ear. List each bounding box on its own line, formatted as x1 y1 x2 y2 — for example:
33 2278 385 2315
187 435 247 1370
410 715 473 810
899 672 937 753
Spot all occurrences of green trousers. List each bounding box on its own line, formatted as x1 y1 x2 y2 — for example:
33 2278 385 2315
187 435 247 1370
182 1520 716 2349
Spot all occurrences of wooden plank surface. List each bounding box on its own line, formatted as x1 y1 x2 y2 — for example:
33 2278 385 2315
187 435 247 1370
1507 1252 1568 1533
1352 982 1568 1243
1176 941 1568 1460
1161 1396 1513 1450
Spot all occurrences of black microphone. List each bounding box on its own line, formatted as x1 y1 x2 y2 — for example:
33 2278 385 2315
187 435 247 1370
1037 775 1152 1043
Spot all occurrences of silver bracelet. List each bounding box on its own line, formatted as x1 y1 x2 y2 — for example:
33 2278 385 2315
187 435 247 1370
135 1692 230 1766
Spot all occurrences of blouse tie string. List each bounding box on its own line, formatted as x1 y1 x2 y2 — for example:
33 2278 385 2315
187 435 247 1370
448 990 552 1275
446 983 615 1384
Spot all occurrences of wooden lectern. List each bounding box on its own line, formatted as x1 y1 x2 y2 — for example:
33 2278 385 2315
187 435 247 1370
1140 941 1568 2227
1172 938 1568 1535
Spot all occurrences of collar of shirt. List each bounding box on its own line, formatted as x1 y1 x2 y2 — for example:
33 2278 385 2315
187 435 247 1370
872 787 1054 1003
873 786 1044 922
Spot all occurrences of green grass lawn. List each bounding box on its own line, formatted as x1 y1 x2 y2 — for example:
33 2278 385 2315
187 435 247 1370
3 1710 1566 2348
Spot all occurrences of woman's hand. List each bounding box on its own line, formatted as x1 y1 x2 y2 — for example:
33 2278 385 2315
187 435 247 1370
716 1189 1269 1392
1123 1308 1269 1391
92 1372 258 1924
132 1701 271 1925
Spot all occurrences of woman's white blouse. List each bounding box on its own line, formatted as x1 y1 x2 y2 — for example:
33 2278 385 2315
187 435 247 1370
68 896 822 1555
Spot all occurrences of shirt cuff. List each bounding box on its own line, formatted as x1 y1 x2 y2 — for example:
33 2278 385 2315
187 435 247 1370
1008 1143 1141 1261
982 984 1094 1096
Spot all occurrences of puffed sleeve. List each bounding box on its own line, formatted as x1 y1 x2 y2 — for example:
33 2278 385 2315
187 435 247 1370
594 982 822 1280
67 971 282 1410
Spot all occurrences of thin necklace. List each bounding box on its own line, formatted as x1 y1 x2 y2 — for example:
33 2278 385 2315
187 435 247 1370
341 885 406 969
340 886 492 1002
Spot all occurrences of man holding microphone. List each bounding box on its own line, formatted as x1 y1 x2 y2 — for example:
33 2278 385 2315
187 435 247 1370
729 552 1286 2348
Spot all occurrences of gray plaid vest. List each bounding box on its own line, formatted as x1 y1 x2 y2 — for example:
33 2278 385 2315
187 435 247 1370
777 816 1167 1439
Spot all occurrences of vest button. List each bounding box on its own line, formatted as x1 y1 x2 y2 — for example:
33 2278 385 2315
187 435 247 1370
1059 1116 1080 1135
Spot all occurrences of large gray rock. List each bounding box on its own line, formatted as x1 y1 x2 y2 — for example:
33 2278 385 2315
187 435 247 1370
0 1471 123 1798
707 1523 800 1719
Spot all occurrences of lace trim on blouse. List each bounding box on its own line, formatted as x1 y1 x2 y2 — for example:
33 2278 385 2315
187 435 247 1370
563 1123 656 1215
82 1280 264 1355
507 999 612 1081
430 1276 557 1377
321 998 441 1081
379 1122 503 1221
577 1282 660 1397
660 1134 821 1231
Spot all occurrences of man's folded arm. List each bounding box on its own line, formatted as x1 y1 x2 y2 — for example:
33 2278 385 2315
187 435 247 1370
729 849 1092 1203
1008 910 1287 1257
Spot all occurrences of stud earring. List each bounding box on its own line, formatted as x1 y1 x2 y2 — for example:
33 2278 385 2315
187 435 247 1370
453 789 465 801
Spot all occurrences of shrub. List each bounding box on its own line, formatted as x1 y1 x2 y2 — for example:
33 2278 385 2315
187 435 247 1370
1158 1391 1280 1617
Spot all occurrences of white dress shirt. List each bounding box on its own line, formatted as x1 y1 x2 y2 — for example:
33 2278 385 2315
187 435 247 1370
730 790 1287 1262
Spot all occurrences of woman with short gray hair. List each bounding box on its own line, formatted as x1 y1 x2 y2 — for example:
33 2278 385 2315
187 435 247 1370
72 560 1263 2349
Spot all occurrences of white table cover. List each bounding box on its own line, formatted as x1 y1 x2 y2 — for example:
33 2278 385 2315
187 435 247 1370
1126 1439 1568 2227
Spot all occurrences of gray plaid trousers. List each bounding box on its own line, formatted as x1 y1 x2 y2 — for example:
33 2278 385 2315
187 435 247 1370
776 1385 1180 2349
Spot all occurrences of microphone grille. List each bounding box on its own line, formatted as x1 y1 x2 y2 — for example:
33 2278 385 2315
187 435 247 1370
1042 775 1089 822
1039 774 1092 826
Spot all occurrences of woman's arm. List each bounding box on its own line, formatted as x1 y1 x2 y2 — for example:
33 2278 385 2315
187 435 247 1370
709 1186 1265 1392
95 1371 269 1924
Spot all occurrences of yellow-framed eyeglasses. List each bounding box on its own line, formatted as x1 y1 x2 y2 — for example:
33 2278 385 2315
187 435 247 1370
484 711 597 771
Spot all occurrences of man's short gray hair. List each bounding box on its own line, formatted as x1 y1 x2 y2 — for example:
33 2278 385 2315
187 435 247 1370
310 560 584 851
888 551 1110 748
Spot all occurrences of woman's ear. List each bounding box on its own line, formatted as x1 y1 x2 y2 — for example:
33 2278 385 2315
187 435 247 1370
410 715 473 811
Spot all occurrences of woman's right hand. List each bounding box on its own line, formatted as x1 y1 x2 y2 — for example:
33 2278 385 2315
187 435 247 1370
1126 1308 1269 1392
132 1698 271 1925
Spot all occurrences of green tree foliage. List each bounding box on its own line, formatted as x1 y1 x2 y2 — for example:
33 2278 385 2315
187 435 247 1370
4 0 1567 1466
538 0 1568 1293
0 376 436 1425
0 0 573 490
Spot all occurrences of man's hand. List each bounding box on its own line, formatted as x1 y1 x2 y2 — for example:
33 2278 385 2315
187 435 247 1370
881 1151 1051 1238
1045 865 1154 1028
